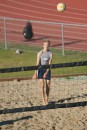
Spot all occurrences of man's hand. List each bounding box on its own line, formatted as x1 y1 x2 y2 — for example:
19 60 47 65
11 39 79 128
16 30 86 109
32 71 37 79
43 70 49 79
43 72 47 79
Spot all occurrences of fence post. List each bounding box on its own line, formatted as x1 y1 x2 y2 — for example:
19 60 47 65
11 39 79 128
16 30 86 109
62 23 65 56
4 17 7 50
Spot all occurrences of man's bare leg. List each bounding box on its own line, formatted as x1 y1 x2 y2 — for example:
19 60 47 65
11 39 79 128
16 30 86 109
45 80 50 105
39 79 45 105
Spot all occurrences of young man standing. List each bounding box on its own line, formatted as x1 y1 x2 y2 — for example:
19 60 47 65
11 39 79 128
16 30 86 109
33 40 53 105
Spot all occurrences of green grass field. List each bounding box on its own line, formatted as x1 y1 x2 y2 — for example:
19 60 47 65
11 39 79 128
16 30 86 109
0 43 87 79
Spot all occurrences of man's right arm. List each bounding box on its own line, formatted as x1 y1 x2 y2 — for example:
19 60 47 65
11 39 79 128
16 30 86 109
34 51 41 74
32 52 41 79
36 52 41 66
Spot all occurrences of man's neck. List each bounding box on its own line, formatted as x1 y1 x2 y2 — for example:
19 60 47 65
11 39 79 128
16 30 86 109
43 49 49 52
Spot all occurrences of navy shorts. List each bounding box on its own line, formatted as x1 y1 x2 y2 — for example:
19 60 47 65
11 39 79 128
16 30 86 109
38 69 51 80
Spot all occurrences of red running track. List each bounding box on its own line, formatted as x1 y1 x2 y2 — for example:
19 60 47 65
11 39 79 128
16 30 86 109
0 0 87 51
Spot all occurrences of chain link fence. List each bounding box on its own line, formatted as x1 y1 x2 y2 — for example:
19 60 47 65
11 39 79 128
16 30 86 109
0 17 87 55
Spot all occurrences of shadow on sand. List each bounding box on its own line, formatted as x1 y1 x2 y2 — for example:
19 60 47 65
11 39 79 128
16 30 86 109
0 94 87 115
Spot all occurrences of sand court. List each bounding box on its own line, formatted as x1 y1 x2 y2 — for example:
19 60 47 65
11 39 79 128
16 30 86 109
0 77 87 130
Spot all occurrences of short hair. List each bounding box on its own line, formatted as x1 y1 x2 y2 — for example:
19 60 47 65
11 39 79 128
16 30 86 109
43 40 50 46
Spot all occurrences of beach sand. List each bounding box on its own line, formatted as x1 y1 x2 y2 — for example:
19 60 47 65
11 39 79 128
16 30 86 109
0 77 87 130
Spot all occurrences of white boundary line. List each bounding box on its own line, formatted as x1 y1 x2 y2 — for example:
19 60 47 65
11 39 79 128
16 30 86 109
0 4 87 22
30 0 87 12
5 0 87 18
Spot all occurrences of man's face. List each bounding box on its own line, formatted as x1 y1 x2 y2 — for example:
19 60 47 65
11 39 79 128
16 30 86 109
43 42 50 50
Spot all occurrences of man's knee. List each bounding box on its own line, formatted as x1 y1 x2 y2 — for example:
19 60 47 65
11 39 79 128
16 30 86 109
39 79 44 87
46 80 50 87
